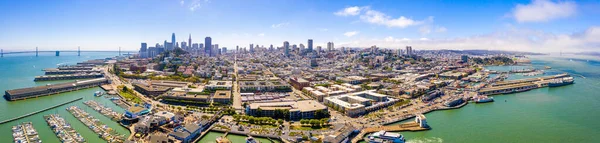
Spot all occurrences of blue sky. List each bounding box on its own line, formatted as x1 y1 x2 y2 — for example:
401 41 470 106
0 0 599 53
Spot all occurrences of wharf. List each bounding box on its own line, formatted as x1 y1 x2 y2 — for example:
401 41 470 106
34 73 104 81
45 69 102 75
0 97 82 124
4 78 109 101
493 73 569 86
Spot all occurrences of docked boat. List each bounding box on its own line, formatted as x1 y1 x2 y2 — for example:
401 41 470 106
13 122 42 143
545 66 552 69
216 136 231 143
549 77 574 87
474 96 494 103
246 136 260 143
367 130 405 143
94 91 104 97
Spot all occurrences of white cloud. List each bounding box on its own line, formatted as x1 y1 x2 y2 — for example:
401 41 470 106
187 0 210 12
334 6 432 28
180 0 185 6
512 0 577 23
318 28 329 32
334 6 364 16
419 26 432 34
258 33 265 37
344 31 359 37
271 22 290 28
337 26 600 53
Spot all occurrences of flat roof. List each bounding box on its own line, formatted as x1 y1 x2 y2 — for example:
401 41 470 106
248 100 326 112
213 90 231 99
6 78 107 95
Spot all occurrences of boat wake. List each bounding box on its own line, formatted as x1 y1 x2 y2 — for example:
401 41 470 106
406 137 443 143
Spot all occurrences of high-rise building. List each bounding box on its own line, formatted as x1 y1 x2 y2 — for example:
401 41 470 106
249 44 254 53
269 45 274 51
327 42 334 52
140 43 147 58
188 34 192 49
222 47 227 54
284 41 290 57
406 46 412 56
292 44 298 52
299 44 305 52
171 33 176 51
307 39 313 52
316 46 322 53
205 37 212 56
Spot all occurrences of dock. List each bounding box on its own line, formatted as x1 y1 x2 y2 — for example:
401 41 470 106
45 69 102 75
83 100 123 121
12 122 41 143
351 121 429 143
4 78 109 101
34 73 104 81
0 97 82 124
66 106 125 142
492 73 569 86
44 114 86 143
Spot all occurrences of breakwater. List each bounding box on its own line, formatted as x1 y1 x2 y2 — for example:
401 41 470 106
0 97 83 124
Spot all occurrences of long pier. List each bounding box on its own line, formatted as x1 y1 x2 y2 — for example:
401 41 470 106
34 73 104 81
0 97 82 124
492 73 569 86
4 78 109 101
45 69 102 75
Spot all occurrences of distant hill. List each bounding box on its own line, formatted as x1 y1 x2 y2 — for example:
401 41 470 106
423 49 544 56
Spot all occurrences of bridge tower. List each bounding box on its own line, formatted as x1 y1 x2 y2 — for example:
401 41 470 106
36 47 38 57
78 46 80 56
55 51 60 56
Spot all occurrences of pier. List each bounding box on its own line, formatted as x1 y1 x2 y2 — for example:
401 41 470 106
492 73 569 86
44 114 86 143
83 100 123 121
34 73 104 81
4 78 109 101
44 69 102 75
479 73 572 96
0 97 82 124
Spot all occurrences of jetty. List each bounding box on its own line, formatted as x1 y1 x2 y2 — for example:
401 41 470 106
44 114 86 143
34 73 104 81
0 97 82 124
66 106 125 143
492 73 569 86
4 78 109 101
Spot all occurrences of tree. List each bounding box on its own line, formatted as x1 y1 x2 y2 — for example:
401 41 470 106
122 86 129 92
277 119 284 124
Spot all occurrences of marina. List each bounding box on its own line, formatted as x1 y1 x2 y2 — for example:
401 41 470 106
83 100 122 121
0 97 83 124
66 106 125 143
44 114 86 143
12 122 41 143
34 73 104 81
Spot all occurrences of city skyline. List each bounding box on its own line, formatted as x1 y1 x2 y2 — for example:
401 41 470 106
1 0 599 53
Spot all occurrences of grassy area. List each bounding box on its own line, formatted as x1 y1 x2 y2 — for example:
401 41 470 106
119 90 143 104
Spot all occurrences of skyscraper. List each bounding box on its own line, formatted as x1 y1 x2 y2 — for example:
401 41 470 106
249 44 254 53
188 34 192 49
284 41 290 57
327 42 334 52
205 37 212 56
307 39 313 52
406 46 412 56
171 33 176 51
140 43 147 58
269 45 274 51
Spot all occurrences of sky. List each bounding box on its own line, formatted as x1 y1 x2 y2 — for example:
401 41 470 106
0 0 599 53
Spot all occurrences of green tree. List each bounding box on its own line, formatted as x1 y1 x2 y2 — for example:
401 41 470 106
277 119 284 124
